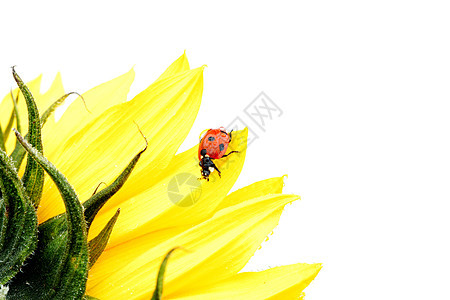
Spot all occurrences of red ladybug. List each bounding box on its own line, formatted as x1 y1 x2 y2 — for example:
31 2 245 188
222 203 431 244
198 127 239 181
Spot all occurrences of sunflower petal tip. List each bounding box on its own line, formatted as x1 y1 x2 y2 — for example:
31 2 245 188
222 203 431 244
128 66 136 77
310 263 323 276
176 51 190 69
286 194 301 204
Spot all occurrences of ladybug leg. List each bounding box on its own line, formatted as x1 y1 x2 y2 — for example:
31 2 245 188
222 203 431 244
221 150 239 158
199 156 220 180
213 163 222 178
208 158 222 178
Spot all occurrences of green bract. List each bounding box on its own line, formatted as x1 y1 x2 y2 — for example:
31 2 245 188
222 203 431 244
0 69 169 299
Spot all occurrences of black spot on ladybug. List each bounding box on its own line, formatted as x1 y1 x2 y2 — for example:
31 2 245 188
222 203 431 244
208 136 215 141
219 143 225 151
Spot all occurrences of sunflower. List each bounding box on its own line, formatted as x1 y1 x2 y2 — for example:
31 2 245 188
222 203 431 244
0 53 321 299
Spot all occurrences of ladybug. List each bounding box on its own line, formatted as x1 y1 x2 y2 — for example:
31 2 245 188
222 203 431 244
198 127 239 181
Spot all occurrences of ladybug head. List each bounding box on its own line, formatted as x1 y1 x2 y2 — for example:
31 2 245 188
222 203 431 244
201 168 211 179
199 150 216 181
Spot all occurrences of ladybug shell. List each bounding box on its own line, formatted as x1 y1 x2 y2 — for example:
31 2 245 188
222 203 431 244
198 129 230 160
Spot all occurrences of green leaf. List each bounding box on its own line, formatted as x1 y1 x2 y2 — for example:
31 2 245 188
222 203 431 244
0 149 38 285
11 68 44 208
151 248 179 300
7 130 88 299
88 208 120 268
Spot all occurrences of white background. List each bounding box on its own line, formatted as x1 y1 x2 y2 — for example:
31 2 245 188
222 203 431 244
1 1 450 299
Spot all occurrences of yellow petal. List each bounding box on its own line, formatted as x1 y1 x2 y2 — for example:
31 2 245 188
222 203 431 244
86 192 298 299
42 68 135 160
157 51 190 80
215 175 287 211
0 73 65 131
0 74 51 153
88 129 247 245
0 74 42 125
37 65 204 223
38 72 66 113
170 263 322 300
38 53 189 221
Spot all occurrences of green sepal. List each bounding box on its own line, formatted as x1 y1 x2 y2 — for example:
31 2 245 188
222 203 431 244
10 90 22 140
7 215 69 299
0 197 7 250
84 138 147 227
151 248 179 300
0 285 9 299
40 92 86 128
9 145 25 172
6 126 146 297
11 68 44 208
7 130 88 299
88 208 120 268
0 125 5 152
0 149 38 285
2 90 19 146
10 92 82 171
9 91 24 170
